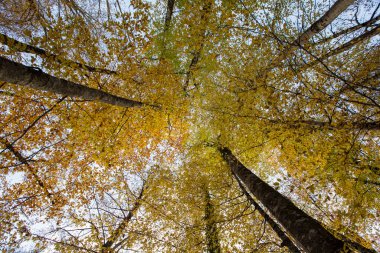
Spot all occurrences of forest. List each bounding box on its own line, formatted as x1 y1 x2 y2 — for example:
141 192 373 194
0 0 379 252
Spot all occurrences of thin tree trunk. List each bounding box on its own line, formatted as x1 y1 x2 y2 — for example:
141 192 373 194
0 33 116 75
0 56 157 109
333 231 377 253
304 26 380 68
101 184 146 252
204 187 221 253
219 147 347 253
314 15 380 45
164 0 175 32
232 172 300 253
269 119 380 131
294 0 355 46
160 0 176 59
271 0 355 67
183 0 212 94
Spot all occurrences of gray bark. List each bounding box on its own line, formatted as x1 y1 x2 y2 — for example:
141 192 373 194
204 187 221 253
0 33 116 75
183 1 212 94
164 0 176 32
0 56 156 108
273 0 355 66
294 0 356 46
219 147 347 253
314 15 380 45
307 25 380 67
232 171 301 253
160 0 176 59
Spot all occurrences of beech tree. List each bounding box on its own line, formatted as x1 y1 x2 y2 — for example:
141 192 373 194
1 0 379 252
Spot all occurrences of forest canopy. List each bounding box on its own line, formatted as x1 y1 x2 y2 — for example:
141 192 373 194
0 0 379 252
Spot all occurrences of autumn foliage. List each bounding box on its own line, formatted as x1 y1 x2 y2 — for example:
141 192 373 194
0 0 379 252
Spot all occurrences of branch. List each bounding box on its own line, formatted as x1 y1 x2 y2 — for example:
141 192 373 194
0 138 55 204
183 0 212 95
101 182 147 251
0 96 66 156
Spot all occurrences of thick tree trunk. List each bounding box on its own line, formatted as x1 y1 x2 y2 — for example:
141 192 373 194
219 147 346 253
0 33 116 75
204 187 221 253
0 56 156 108
232 172 300 253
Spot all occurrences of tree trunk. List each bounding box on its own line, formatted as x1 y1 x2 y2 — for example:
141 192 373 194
204 187 221 253
160 0 176 59
0 56 156 109
0 33 116 75
183 0 213 94
272 0 355 67
219 147 346 253
269 119 380 131
101 183 146 252
232 171 300 253
306 25 380 67
164 0 176 32
314 14 380 45
294 0 355 46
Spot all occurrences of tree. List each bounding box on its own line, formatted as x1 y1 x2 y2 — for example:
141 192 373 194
220 146 344 253
203 186 221 253
1 0 379 252
232 168 300 253
0 56 152 108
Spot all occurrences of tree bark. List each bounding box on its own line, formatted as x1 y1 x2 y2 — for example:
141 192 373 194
272 0 355 67
0 56 156 109
164 0 176 32
294 0 356 46
0 33 116 75
232 171 300 253
183 0 212 94
160 0 176 59
219 147 347 253
270 119 380 131
314 15 380 45
204 187 221 253
305 25 380 68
